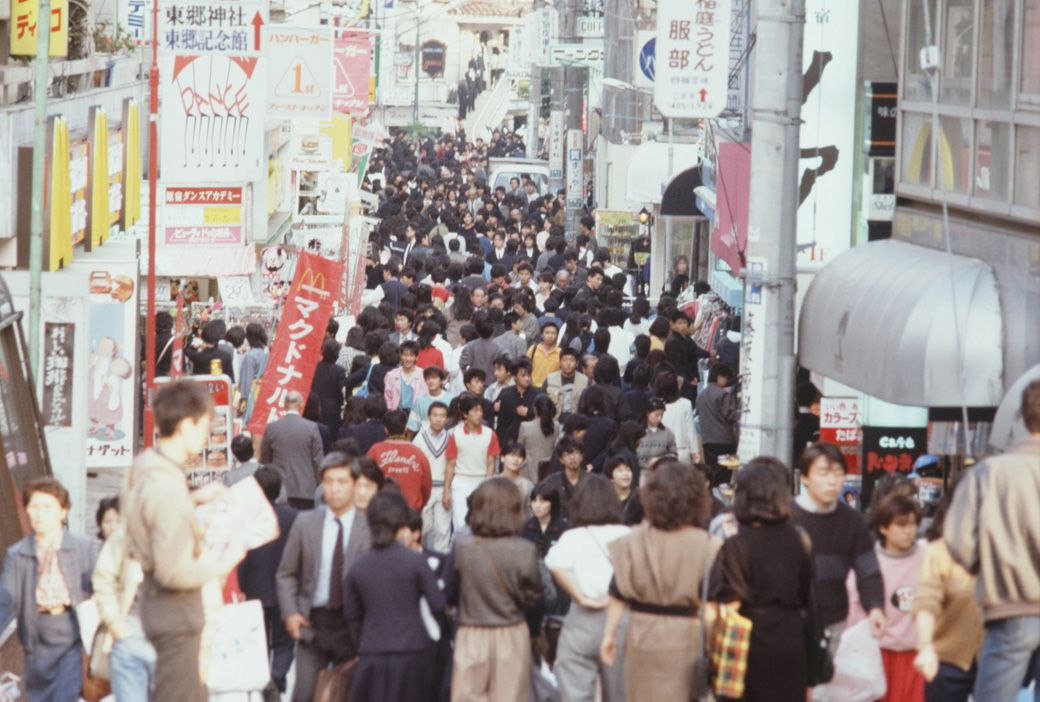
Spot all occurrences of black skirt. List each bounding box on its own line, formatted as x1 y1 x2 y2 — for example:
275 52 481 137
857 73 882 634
350 649 436 702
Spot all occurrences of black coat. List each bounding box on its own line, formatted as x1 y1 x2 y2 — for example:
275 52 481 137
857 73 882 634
311 361 347 433
238 504 298 608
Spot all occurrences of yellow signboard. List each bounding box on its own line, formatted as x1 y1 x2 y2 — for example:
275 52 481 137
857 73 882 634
88 107 109 251
202 206 242 224
9 0 69 56
123 99 141 229
47 117 72 271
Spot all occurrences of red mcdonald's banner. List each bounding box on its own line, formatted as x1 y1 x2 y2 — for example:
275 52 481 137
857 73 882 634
248 252 344 436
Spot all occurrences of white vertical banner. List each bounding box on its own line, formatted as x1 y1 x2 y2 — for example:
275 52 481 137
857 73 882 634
549 110 565 182
565 129 583 210
797 0 859 268
654 0 730 118
737 256 768 465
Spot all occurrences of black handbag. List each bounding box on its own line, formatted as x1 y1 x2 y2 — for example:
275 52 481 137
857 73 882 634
798 528 835 686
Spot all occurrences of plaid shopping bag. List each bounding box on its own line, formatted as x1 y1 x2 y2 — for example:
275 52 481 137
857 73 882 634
712 603 753 698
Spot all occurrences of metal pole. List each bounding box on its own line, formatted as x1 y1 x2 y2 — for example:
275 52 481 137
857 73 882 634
413 7 420 125
143 0 160 446
737 0 805 465
27 0 52 377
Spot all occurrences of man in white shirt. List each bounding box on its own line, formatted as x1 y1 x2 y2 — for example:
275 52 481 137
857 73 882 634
412 402 453 552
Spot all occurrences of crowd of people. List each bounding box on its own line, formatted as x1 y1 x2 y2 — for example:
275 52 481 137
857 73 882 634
0 128 1037 702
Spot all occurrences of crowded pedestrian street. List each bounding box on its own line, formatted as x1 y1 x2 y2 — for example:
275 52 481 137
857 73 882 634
0 0 1037 701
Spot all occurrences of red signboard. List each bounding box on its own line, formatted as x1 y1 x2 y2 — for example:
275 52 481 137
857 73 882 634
248 252 345 436
333 32 371 115
820 396 862 473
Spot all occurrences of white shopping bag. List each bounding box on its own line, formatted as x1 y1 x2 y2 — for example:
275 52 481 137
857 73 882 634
206 599 270 694
812 619 887 702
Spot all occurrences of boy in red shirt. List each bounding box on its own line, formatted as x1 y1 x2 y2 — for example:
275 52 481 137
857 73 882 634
366 409 432 511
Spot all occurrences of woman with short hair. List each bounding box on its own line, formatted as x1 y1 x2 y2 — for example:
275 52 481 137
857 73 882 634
599 461 716 702
0 477 97 702
707 456 816 701
447 478 543 702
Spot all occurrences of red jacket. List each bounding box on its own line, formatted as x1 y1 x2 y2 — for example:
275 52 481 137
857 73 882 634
367 440 432 510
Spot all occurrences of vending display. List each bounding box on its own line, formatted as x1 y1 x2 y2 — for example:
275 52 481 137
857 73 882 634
154 374 235 487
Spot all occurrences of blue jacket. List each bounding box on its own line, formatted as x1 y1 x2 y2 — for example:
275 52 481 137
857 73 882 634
0 532 97 655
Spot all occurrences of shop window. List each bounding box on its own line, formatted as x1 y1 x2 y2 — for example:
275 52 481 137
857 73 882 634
974 120 1012 201
1014 125 1040 209
977 0 1015 108
1022 0 1040 104
903 0 936 102
940 0 975 105
938 116 972 193
900 111 933 187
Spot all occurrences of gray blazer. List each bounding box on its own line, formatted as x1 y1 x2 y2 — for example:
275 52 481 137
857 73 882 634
275 507 370 622
260 413 324 500
0 532 97 655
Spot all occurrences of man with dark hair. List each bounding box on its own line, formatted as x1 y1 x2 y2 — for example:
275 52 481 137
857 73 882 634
945 379 1040 701
534 437 588 521
260 390 325 510
238 467 298 695
339 395 389 454
122 380 227 702
664 311 709 402
545 347 588 418
277 453 371 702
793 381 822 468
185 320 236 381
366 410 432 511
494 312 528 360
459 311 500 379
494 358 541 446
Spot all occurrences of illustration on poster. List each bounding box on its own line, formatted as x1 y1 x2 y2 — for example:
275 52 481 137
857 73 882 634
171 54 259 169
88 335 131 441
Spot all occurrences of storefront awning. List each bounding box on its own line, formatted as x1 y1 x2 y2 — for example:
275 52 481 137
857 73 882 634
799 240 1004 407
625 142 700 205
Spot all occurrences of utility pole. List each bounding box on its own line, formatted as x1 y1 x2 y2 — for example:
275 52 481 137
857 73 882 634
27 0 52 376
737 0 805 466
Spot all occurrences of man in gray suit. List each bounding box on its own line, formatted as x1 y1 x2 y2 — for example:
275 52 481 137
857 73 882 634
260 390 324 510
276 452 371 702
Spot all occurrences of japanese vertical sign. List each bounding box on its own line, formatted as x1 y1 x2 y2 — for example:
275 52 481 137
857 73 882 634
654 0 730 118
159 2 267 183
565 129 583 210
736 256 768 465
548 110 565 182
86 262 139 467
248 252 345 436
42 323 75 427
120 0 149 43
9 0 68 56
333 31 372 115
820 396 863 473
267 26 334 119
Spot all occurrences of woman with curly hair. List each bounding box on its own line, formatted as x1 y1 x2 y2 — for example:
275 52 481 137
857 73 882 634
599 460 717 702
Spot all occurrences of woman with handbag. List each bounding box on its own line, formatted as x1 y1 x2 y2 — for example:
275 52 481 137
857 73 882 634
0 478 97 702
599 460 716 702
446 477 544 702
707 457 816 701
92 504 157 701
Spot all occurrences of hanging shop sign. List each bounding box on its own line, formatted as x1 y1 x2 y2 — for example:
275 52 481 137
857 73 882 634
42 323 75 428
860 427 928 508
654 0 730 118
421 40 447 77
162 185 249 246
85 261 139 468
548 110 565 181
120 0 149 43
267 26 334 119
333 31 372 115
9 0 68 56
160 54 266 183
548 42 603 66
248 252 345 435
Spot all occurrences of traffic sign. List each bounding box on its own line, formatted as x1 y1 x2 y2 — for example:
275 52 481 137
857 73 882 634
654 0 730 118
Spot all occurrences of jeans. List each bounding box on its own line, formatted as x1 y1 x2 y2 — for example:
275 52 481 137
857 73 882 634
925 661 975 702
110 633 157 701
975 616 1040 702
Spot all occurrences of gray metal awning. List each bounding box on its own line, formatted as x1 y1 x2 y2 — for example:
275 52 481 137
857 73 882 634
798 240 1004 407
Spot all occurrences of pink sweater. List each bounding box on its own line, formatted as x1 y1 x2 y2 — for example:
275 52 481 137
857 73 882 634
845 540 926 651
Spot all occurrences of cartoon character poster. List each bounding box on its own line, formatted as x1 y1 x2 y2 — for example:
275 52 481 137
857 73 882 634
86 265 138 467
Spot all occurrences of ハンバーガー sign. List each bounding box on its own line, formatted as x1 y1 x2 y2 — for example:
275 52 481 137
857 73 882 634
267 26 334 119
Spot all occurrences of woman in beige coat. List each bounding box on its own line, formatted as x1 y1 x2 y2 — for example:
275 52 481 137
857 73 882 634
600 460 717 702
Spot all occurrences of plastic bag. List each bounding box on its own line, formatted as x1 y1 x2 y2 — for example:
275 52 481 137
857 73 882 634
812 619 887 702
206 600 271 693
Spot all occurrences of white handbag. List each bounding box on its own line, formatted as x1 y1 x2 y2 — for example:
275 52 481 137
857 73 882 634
205 599 270 694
